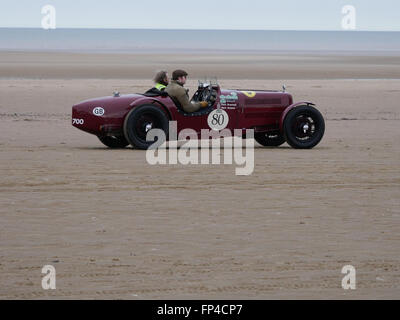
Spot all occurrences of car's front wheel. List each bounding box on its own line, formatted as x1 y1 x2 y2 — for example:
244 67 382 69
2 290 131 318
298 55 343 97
123 104 169 149
97 135 129 148
283 105 325 149
254 132 286 147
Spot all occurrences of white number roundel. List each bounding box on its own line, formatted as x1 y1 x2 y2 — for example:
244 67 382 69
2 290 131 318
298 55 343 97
93 107 105 116
207 109 229 131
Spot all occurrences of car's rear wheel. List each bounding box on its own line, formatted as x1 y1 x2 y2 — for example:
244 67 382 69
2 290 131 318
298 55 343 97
283 105 325 149
123 104 169 149
97 135 129 148
254 132 286 147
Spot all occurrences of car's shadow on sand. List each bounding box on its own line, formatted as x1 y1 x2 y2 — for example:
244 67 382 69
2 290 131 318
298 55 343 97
71 144 330 151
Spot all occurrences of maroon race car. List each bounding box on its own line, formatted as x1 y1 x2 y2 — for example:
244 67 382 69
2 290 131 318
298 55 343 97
72 80 325 149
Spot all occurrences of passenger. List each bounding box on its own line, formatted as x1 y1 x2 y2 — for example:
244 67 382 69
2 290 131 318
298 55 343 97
153 71 169 91
165 69 208 113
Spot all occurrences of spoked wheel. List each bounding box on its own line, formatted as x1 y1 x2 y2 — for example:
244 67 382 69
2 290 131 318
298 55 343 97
97 135 129 148
123 104 169 149
283 105 325 149
254 131 286 147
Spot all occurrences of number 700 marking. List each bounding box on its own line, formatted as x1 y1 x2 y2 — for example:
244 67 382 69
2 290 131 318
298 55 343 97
72 118 84 125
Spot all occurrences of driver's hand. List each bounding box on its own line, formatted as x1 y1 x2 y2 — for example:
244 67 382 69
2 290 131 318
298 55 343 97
200 101 208 108
210 94 217 103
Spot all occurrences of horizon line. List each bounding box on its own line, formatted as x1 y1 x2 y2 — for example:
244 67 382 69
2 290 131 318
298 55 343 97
0 27 399 32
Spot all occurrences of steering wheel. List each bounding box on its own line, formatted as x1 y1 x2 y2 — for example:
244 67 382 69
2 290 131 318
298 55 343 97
202 87 218 107
191 87 216 107
200 87 212 101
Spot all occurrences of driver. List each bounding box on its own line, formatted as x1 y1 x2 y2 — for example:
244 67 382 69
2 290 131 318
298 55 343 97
165 69 208 113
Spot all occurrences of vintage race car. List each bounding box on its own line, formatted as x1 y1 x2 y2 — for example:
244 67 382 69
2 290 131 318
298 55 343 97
72 80 325 149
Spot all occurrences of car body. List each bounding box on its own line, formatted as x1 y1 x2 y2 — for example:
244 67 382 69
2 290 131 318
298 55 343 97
72 81 325 149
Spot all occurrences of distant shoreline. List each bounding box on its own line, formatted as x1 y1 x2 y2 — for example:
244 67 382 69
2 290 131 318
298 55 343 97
1 28 399 54
1 49 400 56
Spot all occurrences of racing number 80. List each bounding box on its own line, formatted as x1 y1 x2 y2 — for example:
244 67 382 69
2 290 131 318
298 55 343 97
211 113 225 126
207 109 229 131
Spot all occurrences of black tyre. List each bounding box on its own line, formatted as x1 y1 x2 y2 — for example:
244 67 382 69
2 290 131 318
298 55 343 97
123 104 169 149
97 135 129 148
255 132 286 147
283 105 325 149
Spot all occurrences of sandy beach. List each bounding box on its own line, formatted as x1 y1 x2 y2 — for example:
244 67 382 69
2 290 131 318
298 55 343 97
0 52 399 299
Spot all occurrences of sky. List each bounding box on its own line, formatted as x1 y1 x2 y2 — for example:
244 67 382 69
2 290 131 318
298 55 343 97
1 0 399 31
